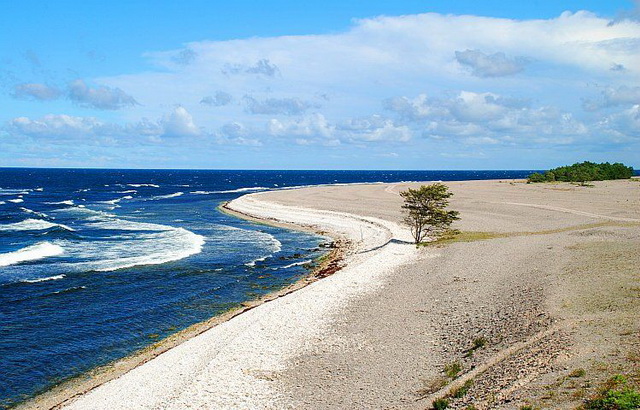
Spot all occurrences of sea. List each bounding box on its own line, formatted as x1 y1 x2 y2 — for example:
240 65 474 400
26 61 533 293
0 168 537 407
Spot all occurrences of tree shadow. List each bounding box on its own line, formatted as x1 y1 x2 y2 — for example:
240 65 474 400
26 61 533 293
359 238 415 254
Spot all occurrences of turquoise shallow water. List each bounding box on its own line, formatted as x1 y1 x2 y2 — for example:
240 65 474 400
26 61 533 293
0 168 538 407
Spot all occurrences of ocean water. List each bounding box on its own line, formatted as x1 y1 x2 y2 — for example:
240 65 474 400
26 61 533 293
0 168 536 407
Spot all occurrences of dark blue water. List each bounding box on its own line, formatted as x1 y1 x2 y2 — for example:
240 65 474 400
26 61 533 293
0 168 537 407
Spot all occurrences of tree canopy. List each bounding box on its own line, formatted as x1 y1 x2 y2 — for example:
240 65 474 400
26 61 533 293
400 183 459 244
528 161 634 184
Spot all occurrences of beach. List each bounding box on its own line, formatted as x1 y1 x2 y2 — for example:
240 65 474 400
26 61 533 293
31 178 640 409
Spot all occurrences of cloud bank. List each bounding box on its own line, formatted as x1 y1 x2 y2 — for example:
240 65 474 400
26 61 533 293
3 11 640 167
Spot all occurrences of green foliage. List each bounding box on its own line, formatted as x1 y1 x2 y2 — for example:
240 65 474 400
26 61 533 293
444 361 462 379
528 162 634 184
472 337 487 350
432 398 450 409
400 183 460 244
528 172 547 183
451 379 474 398
569 368 586 378
583 375 640 410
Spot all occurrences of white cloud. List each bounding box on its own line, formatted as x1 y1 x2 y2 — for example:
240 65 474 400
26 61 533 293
161 106 200 138
68 79 138 110
600 104 640 138
12 83 62 101
6 10 640 164
384 91 588 143
455 49 528 77
221 59 280 77
201 91 233 106
6 107 200 142
8 114 105 139
243 96 315 115
583 85 640 111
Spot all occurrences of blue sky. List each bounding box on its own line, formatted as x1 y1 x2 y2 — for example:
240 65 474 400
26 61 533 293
1 0 639 169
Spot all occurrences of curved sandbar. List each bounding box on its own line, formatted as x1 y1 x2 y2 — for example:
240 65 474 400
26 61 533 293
61 189 417 409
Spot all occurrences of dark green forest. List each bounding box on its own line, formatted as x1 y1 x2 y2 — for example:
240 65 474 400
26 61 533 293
528 161 634 183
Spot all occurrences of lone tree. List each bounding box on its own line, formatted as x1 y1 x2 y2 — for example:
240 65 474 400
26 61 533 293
400 183 460 244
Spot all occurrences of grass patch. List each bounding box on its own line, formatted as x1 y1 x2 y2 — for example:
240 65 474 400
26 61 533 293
419 221 640 247
432 398 449 409
464 336 488 357
444 361 462 379
451 379 474 398
569 368 587 378
582 375 640 410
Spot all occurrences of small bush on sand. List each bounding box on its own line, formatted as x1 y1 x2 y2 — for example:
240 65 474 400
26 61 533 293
451 379 474 398
583 375 640 410
444 362 462 379
432 398 449 409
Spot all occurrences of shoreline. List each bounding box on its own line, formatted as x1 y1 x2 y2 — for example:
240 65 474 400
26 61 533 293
18 198 349 410
53 187 416 409
17 178 640 409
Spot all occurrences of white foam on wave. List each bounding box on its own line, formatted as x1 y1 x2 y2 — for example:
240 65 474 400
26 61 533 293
8 198 24 203
101 195 134 205
0 218 75 232
145 192 183 201
20 207 49 218
117 190 137 194
275 260 313 270
0 189 30 196
63 224 205 272
21 274 66 283
217 225 282 267
0 242 64 267
0 201 5 205
200 187 270 194
45 200 74 206
86 219 173 231
128 183 160 188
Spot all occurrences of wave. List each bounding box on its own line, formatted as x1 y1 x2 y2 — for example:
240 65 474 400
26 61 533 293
101 195 133 205
8 198 24 203
52 285 86 295
127 183 160 188
45 200 74 206
0 219 75 232
145 192 183 201
0 201 5 205
20 207 49 218
63 225 205 272
117 190 137 194
0 242 64 267
0 189 30 196
216 225 282 267
20 274 66 283
274 260 313 270
194 187 270 194
86 219 173 231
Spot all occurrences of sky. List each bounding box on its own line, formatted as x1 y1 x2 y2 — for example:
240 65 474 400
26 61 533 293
1 0 639 170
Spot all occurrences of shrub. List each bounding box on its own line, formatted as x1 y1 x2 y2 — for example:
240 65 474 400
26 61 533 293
444 362 462 379
433 398 450 409
583 374 640 410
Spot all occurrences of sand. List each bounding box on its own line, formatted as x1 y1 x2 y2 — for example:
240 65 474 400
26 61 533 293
44 179 640 409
